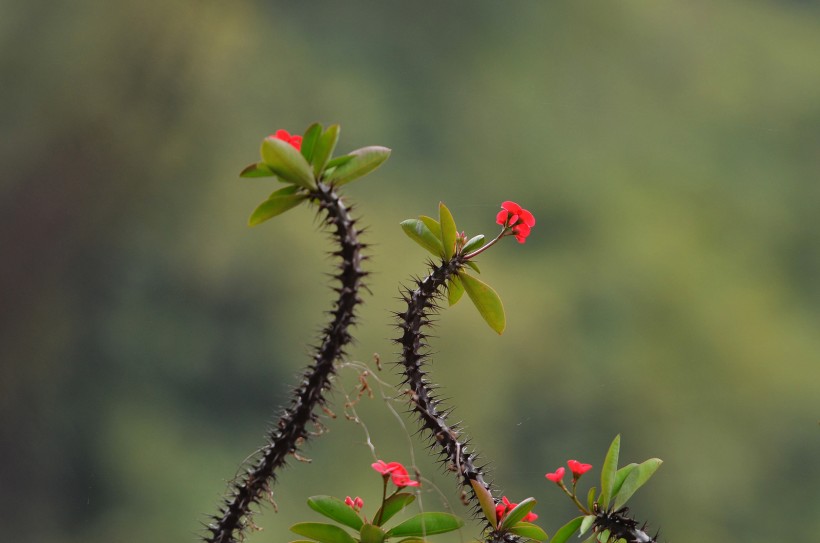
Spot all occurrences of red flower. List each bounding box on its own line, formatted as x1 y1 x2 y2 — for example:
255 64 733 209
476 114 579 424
545 467 565 483
345 496 364 512
271 129 303 151
371 460 420 488
567 459 593 479
495 201 535 243
495 496 538 523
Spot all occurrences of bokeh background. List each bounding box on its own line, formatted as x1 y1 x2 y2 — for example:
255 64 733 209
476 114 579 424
2 2 819 542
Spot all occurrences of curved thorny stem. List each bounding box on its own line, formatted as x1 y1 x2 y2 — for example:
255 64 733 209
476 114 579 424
394 258 523 543
205 182 366 543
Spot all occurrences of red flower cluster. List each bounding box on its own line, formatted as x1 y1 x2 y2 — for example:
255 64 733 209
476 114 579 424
546 459 593 484
344 496 364 512
495 201 535 243
371 460 420 488
495 496 538 523
271 129 303 151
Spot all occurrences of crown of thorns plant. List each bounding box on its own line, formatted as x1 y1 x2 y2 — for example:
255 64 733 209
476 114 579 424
203 123 664 543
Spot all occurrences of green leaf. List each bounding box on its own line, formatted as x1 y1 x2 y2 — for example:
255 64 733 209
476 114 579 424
509 522 548 541
469 479 497 529
240 161 276 178
611 463 638 501
579 515 596 536
586 486 597 512
438 202 457 260
385 512 464 538
307 495 364 531
459 272 506 334
612 458 662 510
600 435 621 508
549 517 583 543
313 124 340 178
461 234 485 255
499 497 536 531
401 219 444 257
396 539 430 543
447 275 464 306
598 529 611 543
465 260 481 274
290 522 357 543
324 146 390 186
261 136 316 189
248 186 308 226
360 524 386 543
418 215 442 242
301 122 323 163
324 154 355 170
374 492 415 526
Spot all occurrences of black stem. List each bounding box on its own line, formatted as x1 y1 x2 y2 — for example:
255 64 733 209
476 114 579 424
204 183 366 543
394 258 521 543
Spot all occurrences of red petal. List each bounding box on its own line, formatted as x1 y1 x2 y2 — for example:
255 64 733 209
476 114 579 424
274 129 291 140
519 208 535 227
513 223 530 237
496 210 509 225
501 201 523 215
545 467 565 482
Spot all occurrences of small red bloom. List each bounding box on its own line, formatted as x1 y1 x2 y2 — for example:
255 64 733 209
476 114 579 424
345 496 364 512
495 201 535 243
495 496 538 523
545 467 565 483
567 459 593 479
371 460 420 488
271 129 303 151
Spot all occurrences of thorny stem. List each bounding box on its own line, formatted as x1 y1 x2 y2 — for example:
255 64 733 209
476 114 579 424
395 257 523 543
204 182 366 543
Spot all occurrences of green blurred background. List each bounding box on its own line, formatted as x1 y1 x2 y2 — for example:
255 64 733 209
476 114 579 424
2 1 819 542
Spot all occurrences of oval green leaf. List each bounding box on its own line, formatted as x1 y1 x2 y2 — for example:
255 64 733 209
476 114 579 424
240 161 276 178
579 515 596 536
600 435 621 508
324 146 390 186
509 522 548 542
418 215 442 242
374 492 415 526
301 122 323 163
313 124 340 178
360 523 386 543
459 272 506 334
261 136 316 189
438 202 457 260
612 458 662 510
465 260 481 274
469 479 497 529
447 275 464 306
248 187 308 226
385 512 464 538
307 495 364 531
401 219 444 257
290 523 357 543
499 497 536 531
324 154 355 171
549 516 584 543
611 463 638 501
461 234 485 255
